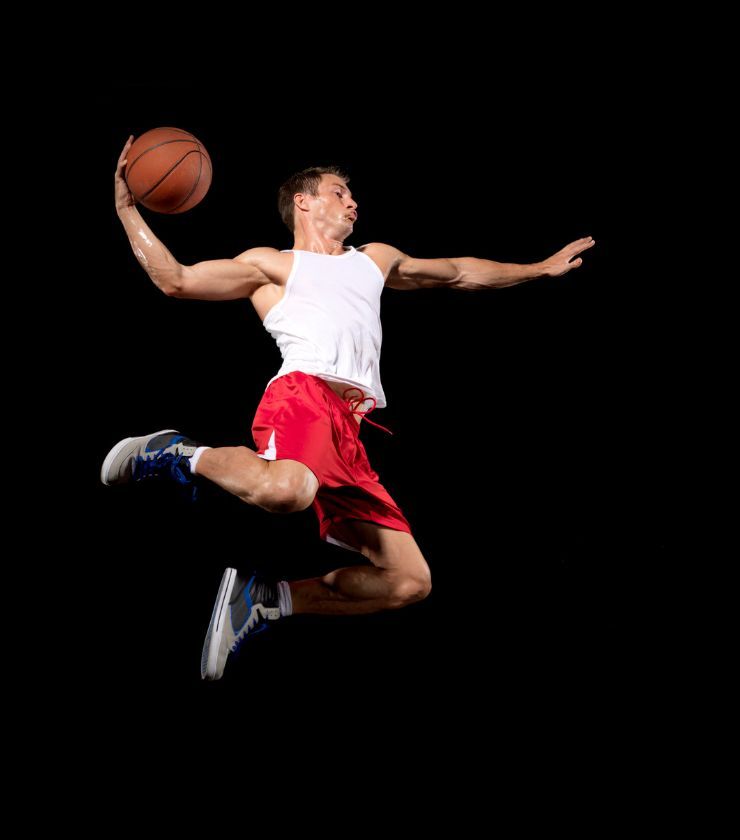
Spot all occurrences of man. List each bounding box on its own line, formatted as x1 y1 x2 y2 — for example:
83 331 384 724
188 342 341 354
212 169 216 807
102 135 596 680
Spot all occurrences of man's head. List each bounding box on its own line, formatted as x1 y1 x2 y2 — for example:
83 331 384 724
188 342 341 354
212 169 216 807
278 166 357 239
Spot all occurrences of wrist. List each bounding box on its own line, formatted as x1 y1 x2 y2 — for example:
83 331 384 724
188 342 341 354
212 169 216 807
116 203 139 220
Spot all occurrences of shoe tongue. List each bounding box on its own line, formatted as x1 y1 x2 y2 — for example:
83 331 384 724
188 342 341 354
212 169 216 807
229 576 248 606
250 578 278 607
228 575 278 608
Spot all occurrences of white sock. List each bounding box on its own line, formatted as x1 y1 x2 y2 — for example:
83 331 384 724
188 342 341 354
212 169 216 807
277 580 293 617
189 446 212 474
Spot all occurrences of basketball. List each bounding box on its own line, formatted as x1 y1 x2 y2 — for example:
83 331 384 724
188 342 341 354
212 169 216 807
124 127 212 214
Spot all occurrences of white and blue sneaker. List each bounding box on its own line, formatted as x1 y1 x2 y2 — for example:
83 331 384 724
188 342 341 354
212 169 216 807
201 568 281 681
100 429 200 495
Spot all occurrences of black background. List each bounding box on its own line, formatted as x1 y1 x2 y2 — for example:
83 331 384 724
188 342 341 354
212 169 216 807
68 73 675 745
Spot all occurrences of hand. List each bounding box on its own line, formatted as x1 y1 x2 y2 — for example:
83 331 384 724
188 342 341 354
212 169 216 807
115 135 136 212
540 236 595 277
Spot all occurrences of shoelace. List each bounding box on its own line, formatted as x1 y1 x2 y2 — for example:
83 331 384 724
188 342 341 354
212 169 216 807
231 620 268 654
230 576 264 654
133 450 198 502
231 599 271 653
342 387 394 435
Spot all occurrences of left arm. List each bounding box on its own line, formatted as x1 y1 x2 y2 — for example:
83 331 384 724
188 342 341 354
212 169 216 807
372 237 595 291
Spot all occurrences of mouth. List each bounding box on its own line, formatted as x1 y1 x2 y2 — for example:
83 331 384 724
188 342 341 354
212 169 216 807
346 214 357 222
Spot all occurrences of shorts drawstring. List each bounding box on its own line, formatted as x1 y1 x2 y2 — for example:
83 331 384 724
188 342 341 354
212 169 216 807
342 387 394 435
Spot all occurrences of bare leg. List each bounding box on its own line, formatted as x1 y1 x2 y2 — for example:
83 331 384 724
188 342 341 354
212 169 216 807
290 566 418 615
192 447 318 512
194 446 270 505
290 523 432 615
193 457 430 615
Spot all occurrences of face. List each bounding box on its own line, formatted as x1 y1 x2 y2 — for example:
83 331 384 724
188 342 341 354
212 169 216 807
298 174 358 237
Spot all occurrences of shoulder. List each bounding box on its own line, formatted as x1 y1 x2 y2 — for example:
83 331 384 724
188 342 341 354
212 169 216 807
356 242 408 283
233 246 284 265
357 242 407 260
233 247 292 285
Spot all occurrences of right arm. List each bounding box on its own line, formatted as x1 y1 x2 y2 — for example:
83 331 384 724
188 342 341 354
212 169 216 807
115 136 269 300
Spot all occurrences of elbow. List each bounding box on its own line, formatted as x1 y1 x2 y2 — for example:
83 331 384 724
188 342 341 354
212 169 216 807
449 258 466 290
164 282 185 298
157 266 187 297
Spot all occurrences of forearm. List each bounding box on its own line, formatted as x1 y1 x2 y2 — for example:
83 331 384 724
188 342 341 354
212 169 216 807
117 205 183 295
452 257 546 290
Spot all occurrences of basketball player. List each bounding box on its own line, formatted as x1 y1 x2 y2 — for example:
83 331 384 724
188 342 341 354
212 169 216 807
102 136 596 680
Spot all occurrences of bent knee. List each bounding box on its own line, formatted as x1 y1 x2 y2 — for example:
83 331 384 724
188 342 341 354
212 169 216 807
260 468 318 514
388 572 432 607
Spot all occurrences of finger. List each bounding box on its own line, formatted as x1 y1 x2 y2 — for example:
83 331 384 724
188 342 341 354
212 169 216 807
117 136 134 165
573 240 595 255
568 257 583 268
566 238 596 256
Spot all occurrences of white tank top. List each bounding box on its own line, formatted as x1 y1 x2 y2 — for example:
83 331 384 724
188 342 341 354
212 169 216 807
261 244 388 408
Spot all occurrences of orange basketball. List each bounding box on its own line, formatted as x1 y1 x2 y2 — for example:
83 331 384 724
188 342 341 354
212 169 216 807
125 127 212 214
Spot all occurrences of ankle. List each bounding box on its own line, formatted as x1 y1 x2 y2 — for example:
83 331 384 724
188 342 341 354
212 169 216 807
189 446 212 475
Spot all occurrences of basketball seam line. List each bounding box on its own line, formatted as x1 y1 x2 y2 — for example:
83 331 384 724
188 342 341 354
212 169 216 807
167 146 204 213
135 149 206 205
126 139 203 179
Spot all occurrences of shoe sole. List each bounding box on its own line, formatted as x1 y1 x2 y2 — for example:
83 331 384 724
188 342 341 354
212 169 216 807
201 567 238 681
100 429 179 486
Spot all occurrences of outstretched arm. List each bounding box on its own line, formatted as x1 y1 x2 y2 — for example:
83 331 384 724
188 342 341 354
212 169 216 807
375 237 595 291
114 136 269 300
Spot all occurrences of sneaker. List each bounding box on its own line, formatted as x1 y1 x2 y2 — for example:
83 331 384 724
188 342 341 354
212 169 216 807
201 568 281 681
100 429 200 492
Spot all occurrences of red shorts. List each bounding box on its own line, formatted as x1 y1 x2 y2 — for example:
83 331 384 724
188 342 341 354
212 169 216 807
251 371 412 553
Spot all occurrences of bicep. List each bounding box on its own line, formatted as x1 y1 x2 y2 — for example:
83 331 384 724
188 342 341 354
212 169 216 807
386 254 460 290
175 258 270 301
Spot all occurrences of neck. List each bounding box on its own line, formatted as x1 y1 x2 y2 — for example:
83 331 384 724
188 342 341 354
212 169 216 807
292 231 350 255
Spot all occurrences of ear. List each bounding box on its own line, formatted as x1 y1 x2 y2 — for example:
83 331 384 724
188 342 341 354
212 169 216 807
294 192 313 213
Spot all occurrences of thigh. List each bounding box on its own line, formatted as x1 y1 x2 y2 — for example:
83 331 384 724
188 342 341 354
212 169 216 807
335 519 431 580
251 372 337 489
